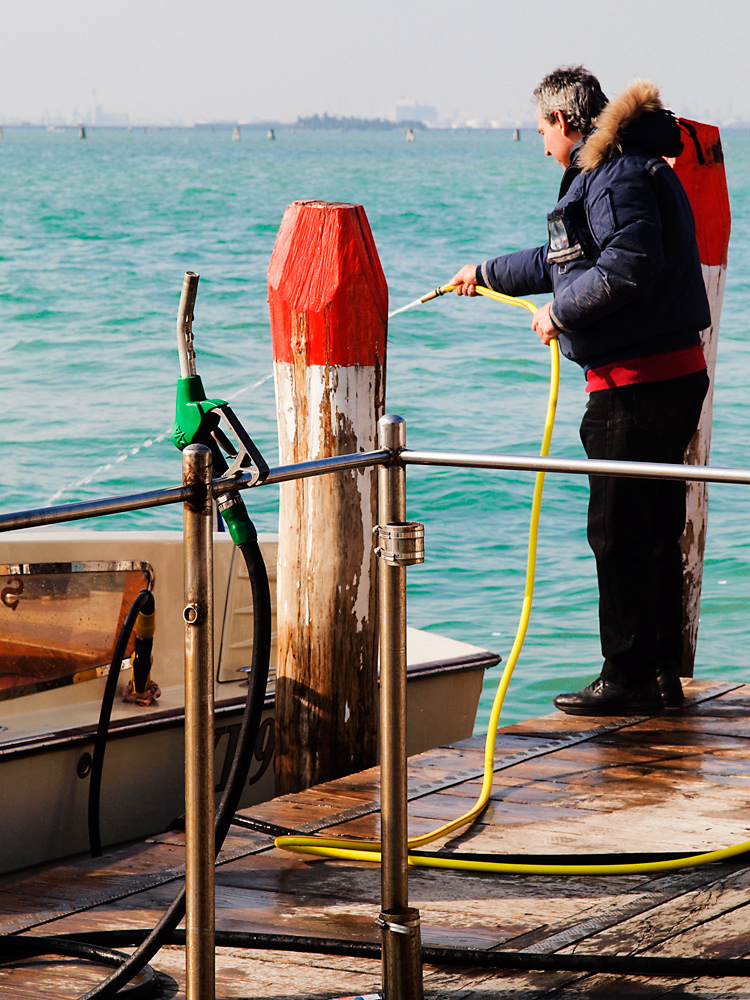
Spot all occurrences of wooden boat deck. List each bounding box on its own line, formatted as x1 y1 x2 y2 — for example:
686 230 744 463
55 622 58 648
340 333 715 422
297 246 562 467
3 677 750 998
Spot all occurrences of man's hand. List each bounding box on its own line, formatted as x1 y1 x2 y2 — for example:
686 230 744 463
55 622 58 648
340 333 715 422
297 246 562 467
448 265 478 296
531 302 560 345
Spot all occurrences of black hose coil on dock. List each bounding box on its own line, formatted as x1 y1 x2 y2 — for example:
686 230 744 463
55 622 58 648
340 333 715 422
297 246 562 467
54 926 750 981
4 536 272 1000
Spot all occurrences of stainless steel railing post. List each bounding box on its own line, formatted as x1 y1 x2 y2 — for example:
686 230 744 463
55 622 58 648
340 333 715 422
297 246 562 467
377 414 424 1000
183 443 216 1000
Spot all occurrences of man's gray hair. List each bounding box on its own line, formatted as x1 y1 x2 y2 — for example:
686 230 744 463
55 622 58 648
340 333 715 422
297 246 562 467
534 66 608 133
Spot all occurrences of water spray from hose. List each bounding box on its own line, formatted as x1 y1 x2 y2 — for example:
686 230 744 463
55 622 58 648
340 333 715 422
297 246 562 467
388 283 538 319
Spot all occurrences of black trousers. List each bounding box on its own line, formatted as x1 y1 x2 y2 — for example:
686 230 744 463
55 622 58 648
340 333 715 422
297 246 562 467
579 369 709 687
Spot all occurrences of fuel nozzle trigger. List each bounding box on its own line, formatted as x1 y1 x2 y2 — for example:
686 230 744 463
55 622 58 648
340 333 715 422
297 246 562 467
210 403 269 487
171 271 269 548
171 376 269 547
171 378 269 486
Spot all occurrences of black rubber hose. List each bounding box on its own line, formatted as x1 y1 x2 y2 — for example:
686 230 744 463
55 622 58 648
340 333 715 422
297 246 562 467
212 540 273 845
57 928 750 980
75 535 272 1000
0 935 158 999
409 848 736 864
89 589 155 858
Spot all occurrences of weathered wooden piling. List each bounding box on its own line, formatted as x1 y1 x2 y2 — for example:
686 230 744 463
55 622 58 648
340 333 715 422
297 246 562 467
670 122 731 675
268 200 388 794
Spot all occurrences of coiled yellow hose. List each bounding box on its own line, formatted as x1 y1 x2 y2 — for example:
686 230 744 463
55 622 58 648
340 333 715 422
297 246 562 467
276 284 750 876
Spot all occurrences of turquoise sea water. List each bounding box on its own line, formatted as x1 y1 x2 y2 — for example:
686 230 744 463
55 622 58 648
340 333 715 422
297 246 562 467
2 126 750 731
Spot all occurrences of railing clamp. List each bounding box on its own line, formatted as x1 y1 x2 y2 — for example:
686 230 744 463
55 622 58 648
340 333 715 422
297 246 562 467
376 914 412 935
374 522 425 566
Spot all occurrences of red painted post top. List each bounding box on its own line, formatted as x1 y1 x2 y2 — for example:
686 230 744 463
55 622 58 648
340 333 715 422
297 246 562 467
268 201 388 366
669 120 731 268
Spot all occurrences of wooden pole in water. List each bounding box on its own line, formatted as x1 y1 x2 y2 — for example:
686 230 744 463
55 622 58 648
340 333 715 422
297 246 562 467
268 200 388 794
669 123 730 676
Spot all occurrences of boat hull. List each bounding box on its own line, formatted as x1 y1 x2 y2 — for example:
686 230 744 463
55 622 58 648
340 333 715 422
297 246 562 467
0 654 490 874
0 529 496 874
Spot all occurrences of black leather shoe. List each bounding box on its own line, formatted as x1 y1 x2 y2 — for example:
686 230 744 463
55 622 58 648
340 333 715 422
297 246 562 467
553 677 663 717
656 667 684 709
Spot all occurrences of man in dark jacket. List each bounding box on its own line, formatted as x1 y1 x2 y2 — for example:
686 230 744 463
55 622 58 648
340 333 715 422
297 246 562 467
451 66 710 716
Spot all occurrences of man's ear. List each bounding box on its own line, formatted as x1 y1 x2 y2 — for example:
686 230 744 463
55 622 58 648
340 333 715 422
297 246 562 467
554 110 571 135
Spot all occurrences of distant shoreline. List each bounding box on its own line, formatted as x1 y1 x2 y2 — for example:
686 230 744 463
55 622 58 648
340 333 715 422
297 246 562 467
1 117 539 133
4 118 750 132
3 122 538 133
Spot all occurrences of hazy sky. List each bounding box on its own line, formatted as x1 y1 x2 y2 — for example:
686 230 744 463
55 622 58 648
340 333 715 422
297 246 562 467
2 0 748 125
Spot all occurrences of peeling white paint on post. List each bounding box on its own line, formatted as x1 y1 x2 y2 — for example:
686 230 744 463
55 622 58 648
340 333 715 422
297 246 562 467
670 123 730 676
268 201 387 793
681 264 726 674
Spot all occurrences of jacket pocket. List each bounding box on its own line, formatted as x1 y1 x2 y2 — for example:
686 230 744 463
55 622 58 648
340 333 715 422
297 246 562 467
546 208 586 265
586 189 617 247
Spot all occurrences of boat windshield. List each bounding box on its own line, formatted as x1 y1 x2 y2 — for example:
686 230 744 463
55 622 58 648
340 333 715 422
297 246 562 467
0 561 153 701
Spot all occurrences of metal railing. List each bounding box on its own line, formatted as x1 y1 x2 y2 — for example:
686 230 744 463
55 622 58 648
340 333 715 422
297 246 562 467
4 436 750 537
1 414 747 1000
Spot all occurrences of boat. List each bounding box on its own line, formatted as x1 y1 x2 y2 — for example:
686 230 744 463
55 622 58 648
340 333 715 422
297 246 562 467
0 526 498 875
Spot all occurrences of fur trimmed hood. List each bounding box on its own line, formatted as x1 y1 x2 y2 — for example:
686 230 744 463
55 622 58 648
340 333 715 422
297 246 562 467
577 79 682 171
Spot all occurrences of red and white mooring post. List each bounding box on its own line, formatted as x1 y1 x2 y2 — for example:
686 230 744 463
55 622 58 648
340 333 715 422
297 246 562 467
268 200 388 794
670 121 731 675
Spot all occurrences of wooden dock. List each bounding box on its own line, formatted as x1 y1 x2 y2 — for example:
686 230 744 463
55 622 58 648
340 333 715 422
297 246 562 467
3 677 750 998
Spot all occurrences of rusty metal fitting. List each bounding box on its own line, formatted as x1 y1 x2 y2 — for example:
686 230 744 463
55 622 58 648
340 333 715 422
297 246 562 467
183 602 203 625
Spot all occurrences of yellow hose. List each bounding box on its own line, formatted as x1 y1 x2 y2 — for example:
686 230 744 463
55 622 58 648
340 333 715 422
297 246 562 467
276 283 749 876
273 837 750 875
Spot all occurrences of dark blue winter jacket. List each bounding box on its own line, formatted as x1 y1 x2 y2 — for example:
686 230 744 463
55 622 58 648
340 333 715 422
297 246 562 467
477 108 711 371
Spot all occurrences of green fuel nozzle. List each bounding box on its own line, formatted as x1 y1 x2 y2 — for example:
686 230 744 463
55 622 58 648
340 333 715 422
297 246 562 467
172 373 226 451
171 272 268 548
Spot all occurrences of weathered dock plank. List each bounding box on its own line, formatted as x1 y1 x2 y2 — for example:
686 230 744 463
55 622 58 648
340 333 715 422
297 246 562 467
2 678 750 998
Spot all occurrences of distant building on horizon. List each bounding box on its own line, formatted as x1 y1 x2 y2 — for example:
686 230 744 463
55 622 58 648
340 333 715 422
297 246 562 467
296 113 424 132
92 104 130 127
395 103 438 125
